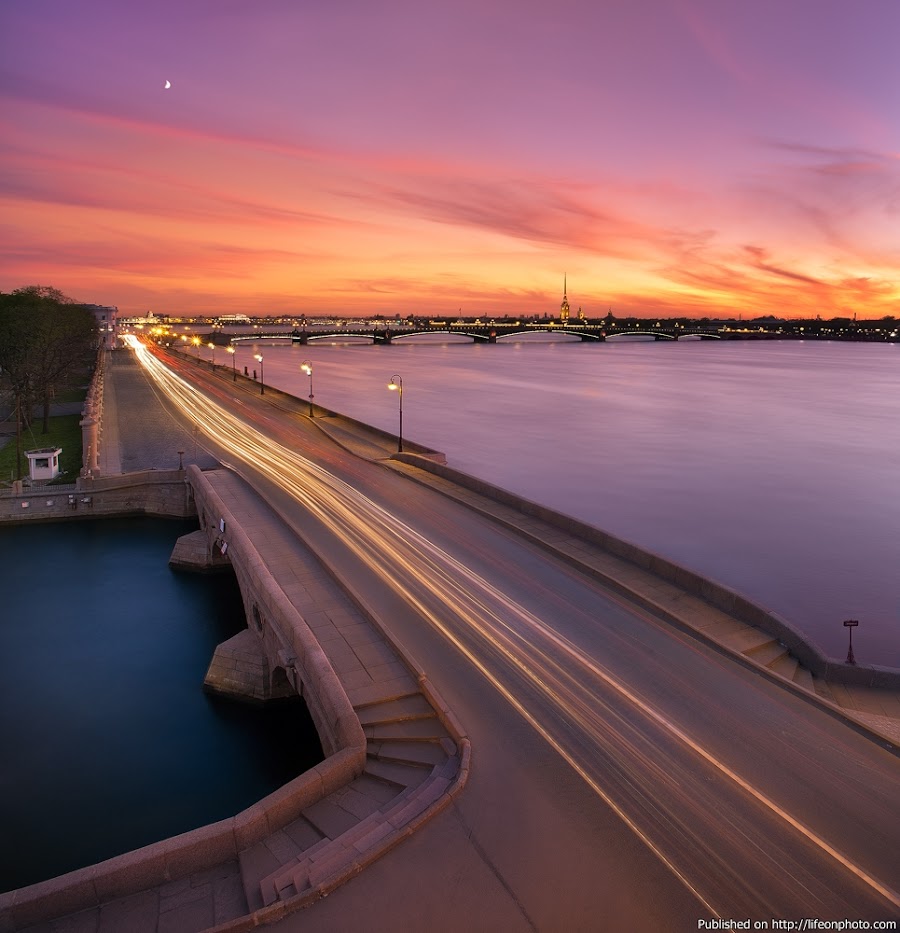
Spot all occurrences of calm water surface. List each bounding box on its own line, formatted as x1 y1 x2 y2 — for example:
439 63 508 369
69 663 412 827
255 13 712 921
231 337 900 665
0 518 322 892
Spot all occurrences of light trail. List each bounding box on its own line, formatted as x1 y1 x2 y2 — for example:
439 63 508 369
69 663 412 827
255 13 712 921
125 337 899 918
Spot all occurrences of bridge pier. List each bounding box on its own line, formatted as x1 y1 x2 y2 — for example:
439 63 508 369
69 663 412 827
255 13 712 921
203 629 297 704
291 330 309 345
169 529 232 573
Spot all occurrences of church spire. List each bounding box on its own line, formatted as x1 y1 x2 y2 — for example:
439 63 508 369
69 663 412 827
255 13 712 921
560 274 570 322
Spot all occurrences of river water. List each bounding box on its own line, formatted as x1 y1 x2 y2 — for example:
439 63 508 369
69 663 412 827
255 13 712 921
0 518 322 892
228 336 900 666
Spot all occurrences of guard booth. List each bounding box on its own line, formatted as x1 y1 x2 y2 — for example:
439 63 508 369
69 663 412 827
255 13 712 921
25 447 62 481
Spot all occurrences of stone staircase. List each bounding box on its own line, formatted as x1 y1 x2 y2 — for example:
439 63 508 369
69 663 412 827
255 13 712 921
238 688 459 911
737 634 835 702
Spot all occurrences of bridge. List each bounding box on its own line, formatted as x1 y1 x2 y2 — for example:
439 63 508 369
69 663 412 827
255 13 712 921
2 343 899 932
168 317 900 350
222 321 723 345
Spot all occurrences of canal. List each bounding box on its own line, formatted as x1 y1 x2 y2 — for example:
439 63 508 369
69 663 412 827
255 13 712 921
0 517 323 892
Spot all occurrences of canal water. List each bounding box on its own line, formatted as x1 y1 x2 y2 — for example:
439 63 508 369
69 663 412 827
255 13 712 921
0 517 322 893
227 337 900 666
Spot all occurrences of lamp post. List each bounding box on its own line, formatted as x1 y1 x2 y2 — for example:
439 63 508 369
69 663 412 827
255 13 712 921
226 345 236 380
191 336 200 356
255 353 264 394
843 619 859 665
207 342 216 366
301 361 314 416
388 374 403 452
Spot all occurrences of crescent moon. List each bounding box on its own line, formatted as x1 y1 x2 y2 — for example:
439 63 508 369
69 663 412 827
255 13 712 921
164 80 171 89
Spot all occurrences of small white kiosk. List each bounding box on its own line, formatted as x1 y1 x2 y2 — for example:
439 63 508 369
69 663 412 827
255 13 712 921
25 447 62 481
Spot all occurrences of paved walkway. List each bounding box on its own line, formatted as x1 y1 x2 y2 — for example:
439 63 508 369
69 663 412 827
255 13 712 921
101 350 218 474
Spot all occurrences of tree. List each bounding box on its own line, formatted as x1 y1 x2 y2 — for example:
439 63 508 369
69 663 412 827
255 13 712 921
0 287 97 476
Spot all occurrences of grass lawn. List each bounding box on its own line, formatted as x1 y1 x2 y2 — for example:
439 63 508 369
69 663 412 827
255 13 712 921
50 385 89 405
0 414 83 486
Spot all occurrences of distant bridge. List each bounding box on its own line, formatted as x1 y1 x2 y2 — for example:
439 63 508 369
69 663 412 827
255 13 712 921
196 318 900 347
221 322 723 345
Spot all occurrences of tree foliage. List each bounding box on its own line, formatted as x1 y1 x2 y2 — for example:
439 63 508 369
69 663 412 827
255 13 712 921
0 285 98 433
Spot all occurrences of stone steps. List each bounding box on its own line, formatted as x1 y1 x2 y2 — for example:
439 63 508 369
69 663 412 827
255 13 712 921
813 676 836 703
257 757 459 907
364 757 434 791
743 639 788 668
767 652 799 681
355 693 436 726
724 627 777 653
367 739 452 768
364 716 450 741
241 688 460 915
792 665 815 693
238 816 326 913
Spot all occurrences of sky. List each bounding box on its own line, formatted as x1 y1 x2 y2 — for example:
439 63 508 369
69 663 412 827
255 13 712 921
1 0 899 319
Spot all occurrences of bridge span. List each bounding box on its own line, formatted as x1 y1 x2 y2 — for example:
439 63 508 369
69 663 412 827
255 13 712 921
3 344 899 932
216 321 723 345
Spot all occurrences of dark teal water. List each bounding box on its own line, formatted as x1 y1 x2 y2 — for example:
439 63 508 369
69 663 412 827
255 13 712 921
0 517 323 893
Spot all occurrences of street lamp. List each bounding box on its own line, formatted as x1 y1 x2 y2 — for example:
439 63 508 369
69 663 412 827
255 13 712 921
301 360 314 416
388 374 403 452
226 345 236 381
255 353 264 394
207 342 216 366
191 336 200 356
843 619 859 665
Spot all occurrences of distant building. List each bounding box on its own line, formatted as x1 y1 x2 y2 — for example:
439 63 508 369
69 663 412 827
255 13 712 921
80 304 119 349
560 276 570 322
217 314 252 325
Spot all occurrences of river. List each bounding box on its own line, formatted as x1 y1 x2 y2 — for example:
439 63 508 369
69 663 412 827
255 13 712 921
0 518 322 892
226 336 900 666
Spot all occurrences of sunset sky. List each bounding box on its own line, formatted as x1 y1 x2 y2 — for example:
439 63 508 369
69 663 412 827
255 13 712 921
2 0 899 319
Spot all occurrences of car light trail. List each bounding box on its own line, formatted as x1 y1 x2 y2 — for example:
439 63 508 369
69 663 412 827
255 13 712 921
124 336 899 918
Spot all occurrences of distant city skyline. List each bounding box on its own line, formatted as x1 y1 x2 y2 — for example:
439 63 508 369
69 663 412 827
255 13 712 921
1 0 898 319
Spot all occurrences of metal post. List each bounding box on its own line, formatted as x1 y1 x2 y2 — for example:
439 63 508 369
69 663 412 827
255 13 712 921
255 354 264 394
388 374 403 452
843 619 858 665
301 361 314 416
